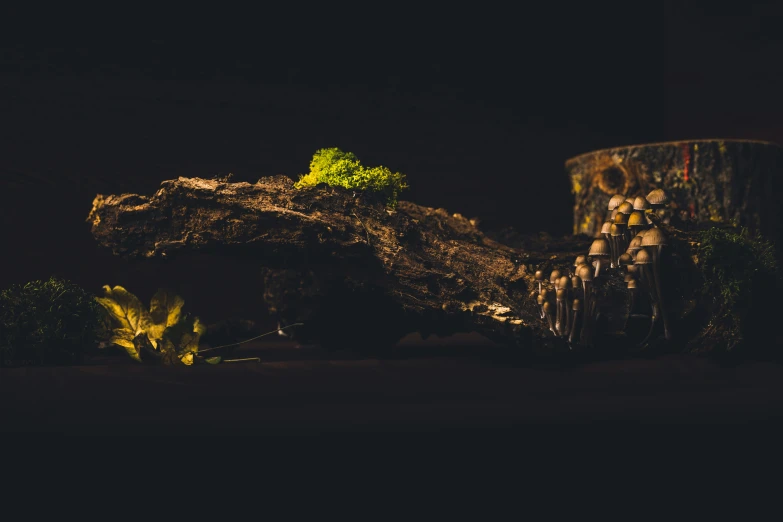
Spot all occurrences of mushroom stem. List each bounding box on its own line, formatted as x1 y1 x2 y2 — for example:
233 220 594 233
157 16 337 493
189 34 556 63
569 310 579 344
593 258 606 279
650 247 672 341
639 302 659 347
543 302 556 336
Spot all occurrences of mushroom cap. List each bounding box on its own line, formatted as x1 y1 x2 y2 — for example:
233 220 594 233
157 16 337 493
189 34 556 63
610 224 623 237
559 276 570 290
628 235 644 251
627 211 646 227
549 270 562 284
577 264 593 281
610 208 619 220
627 264 639 273
627 279 638 289
608 194 627 211
574 255 587 267
535 270 544 281
537 294 545 305
600 221 612 235
617 201 634 215
613 212 629 226
572 298 582 311
646 188 670 206
641 226 668 247
543 301 552 312
556 288 566 299
637 229 650 238
624 273 634 282
571 276 580 289
588 238 611 257
618 253 633 266
633 196 651 211
634 248 652 264
625 197 635 204
540 289 549 300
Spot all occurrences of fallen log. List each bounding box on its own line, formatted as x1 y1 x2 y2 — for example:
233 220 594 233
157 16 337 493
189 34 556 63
87 175 779 359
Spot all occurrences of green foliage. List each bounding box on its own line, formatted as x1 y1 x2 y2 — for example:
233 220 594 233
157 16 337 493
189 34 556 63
0 277 103 366
695 227 778 351
293 148 409 208
95 286 209 365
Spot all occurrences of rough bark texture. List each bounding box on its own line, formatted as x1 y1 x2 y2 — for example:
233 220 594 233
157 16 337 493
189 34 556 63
87 176 600 355
566 139 783 253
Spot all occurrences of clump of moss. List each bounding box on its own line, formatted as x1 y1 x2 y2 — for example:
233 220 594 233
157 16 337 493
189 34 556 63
293 148 409 208
694 227 779 353
0 277 106 366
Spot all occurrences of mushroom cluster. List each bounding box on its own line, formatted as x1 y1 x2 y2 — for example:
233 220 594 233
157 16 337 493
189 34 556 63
533 188 674 348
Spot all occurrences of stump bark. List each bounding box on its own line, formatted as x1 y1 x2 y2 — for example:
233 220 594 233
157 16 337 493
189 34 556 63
566 139 783 254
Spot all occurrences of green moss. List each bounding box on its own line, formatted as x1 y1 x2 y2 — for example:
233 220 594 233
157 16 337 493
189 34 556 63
695 227 778 352
293 148 409 208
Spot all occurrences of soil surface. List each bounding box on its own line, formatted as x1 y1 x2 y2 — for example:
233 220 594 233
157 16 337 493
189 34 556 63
2 334 782 435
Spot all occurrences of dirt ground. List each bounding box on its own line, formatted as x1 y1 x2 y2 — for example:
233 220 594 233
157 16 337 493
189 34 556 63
2 333 782 435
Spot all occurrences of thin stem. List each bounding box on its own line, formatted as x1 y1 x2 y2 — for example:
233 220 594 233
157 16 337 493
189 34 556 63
198 323 304 353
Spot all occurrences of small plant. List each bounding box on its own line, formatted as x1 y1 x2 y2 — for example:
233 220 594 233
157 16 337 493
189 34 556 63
95 285 218 365
695 227 778 351
0 277 103 366
293 148 409 208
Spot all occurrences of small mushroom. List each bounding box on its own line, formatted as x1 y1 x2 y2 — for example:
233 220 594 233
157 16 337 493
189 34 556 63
613 210 631 245
632 196 651 212
608 194 626 211
555 288 567 336
588 238 611 278
641 227 671 340
568 299 582 344
610 224 626 266
617 201 634 216
634 248 660 346
537 294 546 319
543 301 556 335
627 210 646 238
576 263 594 327
601 221 615 266
618 252 633 268
549 270 562 289
535 270 544 294
646 188 670 209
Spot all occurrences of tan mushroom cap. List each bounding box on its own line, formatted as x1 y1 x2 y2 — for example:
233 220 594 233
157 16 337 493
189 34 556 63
624 273 634 282
574 255 587 267
627 279 638 289
613 212 629 225
543 301 552 312
625 197 635 205
610 208 619 220
628 235 644 251
601 221 613 235
535 270 544 281
550 270 562 284
559 276 570 289
608 194 627 211
634 248 652 264
633 196 651 211
572 298 582 311
628 211 646 227
537 294 545 305
577 264 593 281
618 253 633 266
641 226 668 247
617 201 634 215
646 188 670 206
588 238 611 257
610 224 623 237
556 288 567 299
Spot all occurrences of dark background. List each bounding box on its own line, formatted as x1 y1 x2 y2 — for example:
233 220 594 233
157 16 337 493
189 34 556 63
1 2 781 326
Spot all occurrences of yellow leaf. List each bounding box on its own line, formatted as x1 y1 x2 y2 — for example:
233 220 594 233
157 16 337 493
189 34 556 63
95 286 150 337
179 352 194 366
110 337 142 362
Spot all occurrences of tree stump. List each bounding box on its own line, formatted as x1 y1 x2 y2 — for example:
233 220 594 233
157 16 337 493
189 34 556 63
566 139 783 252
